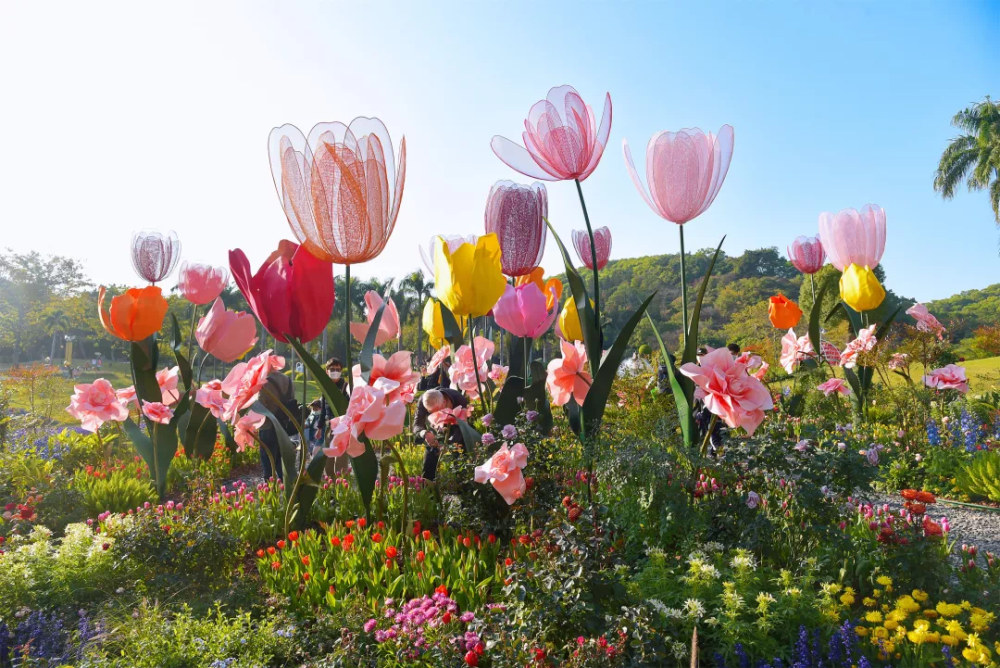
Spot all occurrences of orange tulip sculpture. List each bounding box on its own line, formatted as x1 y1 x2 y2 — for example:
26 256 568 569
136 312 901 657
768 294 803 329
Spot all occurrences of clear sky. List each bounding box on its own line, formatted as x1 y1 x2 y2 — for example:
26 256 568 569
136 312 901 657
1 1 997 301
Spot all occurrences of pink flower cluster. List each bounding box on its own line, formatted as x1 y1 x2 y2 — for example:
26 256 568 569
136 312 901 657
546 339 591 407
906 303 946 340
218 350 286 423
679 348 774 436
66 379 129 432
364 593 482 657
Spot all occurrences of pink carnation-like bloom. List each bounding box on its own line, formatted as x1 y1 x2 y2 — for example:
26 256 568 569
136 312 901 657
545 339 592 407
923 364 969 393
426 345 451 374
488 364 509 386
780 329 815 374
427 405 472 430
679 348 774 436
787 236 826 274
233 411 266 452
220 350 285 423
350 291 400 348
142 400 175 425
906 303 946 340
351 351 420 405
736 352 769 381
839 326 877 369
450 337 495 400
195 379 226 418
116 385 137 409
491 85 612 182
156 366 181 406
67 379 129 432
474 443 530 505
816 378 852 397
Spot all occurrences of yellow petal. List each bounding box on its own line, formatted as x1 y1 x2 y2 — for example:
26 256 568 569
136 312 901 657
840 264 886 312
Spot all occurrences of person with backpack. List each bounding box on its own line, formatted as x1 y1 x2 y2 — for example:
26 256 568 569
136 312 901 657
257 371 299 481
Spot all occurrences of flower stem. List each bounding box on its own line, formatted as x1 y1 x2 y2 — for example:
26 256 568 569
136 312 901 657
574 179 602 351
345 264 353 393
700 414 718 459
470 324 486 413
186 302 198 366
679 225 689 347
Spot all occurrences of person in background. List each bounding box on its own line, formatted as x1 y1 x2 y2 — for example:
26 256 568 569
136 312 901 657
258 371 299 481
303 398 325 453
321 357 352 478
413 387 468 480
727 342 741 356
418 356 451 391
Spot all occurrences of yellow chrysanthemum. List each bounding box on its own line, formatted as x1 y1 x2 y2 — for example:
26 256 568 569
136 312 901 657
961 601 973 611
877 575 893 587
942 635 959 647
840 593 856 606
937 602 963 618
896 596 921 613
885 619 899 631
914 619 931 632
863 597 877 607
872 626 889 640
866 611 884 623
856 626 869 637
912 589 928 602
924 610 939 619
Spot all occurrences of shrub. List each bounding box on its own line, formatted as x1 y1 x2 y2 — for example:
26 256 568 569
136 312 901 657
956 450 1000 501
74 465 158 517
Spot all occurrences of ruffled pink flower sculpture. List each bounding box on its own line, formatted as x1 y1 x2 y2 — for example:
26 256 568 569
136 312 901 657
491 85 612 182
220 350 285 423
350 291 400 347
817 378 852 396
493 283 558 339
178 262 229 305
679 348 773 437
67 379 129 432
233 411 266 452
787 236 826 274
546 339 592 407
780 329 815 374
817 205 886 271
196 299 259 363
474 443 530 505
484 180 548 276
923 365 969 393
622 126 734 225
156 366 181 406
323 379 407 458
450 337 495 400
571 227 612 270
142 401 175 425
195 379 227 418
839 326 877 369
351 351 420 405
906 303 946 340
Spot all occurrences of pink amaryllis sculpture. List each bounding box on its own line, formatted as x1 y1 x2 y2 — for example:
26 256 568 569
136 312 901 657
268 117 405 390
492 85 612 346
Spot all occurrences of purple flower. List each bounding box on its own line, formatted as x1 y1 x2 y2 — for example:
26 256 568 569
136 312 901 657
364 619 377 633
482 413 494 428
502 424 517 440
481 433 496 446
460 612 475 623
746 491 760 509
526 410 539 423
866 447 879 466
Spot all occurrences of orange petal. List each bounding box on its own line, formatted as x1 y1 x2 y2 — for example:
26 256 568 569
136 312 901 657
128 286 169 341
97 286 122 338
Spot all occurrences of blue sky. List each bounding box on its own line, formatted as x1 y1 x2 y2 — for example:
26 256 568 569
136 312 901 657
1 1 996 300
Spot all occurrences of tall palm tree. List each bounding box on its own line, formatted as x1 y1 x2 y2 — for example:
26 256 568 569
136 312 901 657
934 96 1000 227
400 270 433 363
43 309 71 362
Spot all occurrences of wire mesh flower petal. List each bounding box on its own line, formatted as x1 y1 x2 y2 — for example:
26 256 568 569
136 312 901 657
787 235 826 274
818 204 886 271
131 230 181 284
484 180 547 276
571 227 612 270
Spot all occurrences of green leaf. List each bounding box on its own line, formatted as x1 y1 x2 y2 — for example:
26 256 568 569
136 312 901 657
291 449 329 529
289 337 348 416
565 399 582 437
506 334 525 381
217 417 238 455
808 281 828 356
351 438 379 521
826 302 860 339
682 237 726 366
130 338 162 437
580 292 655 437
456 419 483 456
524 361 553 436
493 375 525 427
546 219 601 375
360 286 391 382
169 314 193 390
180 401 218 460
122 416 177 500
645 311 694 446
439 303 466 349
251 402 299 496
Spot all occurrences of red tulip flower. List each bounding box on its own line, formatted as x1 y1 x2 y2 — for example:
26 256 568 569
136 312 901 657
491 85 612 182
786 236 825 275
177 262 229 305
229 240 334 344
622 126 734 225
572 227 611 270
484 180 548 276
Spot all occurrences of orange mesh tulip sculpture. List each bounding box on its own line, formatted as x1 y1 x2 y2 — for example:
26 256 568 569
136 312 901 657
768 295 803 329
98 286 169 342
269 117 405 387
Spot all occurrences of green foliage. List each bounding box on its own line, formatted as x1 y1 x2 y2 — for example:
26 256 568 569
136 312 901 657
74 466 157 516
956 450 1000 501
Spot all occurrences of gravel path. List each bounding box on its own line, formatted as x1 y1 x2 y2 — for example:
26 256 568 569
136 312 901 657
872 493 1000 558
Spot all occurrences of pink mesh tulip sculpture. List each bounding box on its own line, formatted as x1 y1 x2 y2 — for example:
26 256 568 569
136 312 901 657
572 227 612 270
787 236 826 275
622 126 734 343
350 291 400 348
178 262 228 305
679 347 773 441
131 230 181 284
484 180 548 276
491 85 611 183
474 442 530 505
817 205 886 272
196 298 259 363
67 379 129 432
493 283 558 339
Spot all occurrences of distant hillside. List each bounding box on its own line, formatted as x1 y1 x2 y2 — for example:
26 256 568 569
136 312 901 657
582 246 999 353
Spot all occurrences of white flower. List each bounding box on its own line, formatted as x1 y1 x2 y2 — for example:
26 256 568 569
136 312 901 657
682 598 706 619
